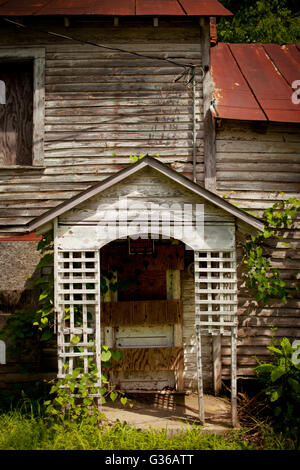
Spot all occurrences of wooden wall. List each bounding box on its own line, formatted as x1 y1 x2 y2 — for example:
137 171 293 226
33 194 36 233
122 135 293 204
0 18 204 231
215 120 300 380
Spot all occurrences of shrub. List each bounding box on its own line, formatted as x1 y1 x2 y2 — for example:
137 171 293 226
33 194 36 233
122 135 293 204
255 337 300 438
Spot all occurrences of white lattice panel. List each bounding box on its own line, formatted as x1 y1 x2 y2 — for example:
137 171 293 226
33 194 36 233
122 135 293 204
194 249 238 425
194 251 238 336
55 250 101 394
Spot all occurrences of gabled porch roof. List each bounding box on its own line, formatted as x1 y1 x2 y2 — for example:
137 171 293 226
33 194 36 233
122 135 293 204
26 156 264 234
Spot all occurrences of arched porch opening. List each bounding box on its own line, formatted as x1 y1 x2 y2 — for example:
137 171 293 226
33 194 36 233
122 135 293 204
100 236 186 394
54 224 238 426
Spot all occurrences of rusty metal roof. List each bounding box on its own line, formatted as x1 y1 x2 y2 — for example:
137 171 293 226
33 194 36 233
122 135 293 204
0 0 233 16
211 43 300 123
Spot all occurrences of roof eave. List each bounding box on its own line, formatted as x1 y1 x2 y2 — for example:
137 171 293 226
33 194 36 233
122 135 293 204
26 156 264 234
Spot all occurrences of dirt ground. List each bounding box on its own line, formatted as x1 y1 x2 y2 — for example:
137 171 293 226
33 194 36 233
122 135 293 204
102 392 234 434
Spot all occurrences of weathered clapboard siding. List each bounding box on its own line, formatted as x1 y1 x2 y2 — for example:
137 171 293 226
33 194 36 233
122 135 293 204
215 120 300 379
0 19 204 230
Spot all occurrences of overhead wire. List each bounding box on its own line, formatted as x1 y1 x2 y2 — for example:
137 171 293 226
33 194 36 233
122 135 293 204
3 16 203 181
3 17 204 84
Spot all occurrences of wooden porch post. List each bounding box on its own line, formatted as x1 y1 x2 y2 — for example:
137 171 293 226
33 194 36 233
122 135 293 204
196 324 205 425
166 268 184 392
231 328 238 427
194 250 205 425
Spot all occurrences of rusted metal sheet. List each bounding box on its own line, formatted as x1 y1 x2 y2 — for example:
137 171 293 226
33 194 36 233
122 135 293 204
211 43 266 121
0 0 232 16
37 0 97 16
0 0 50 15
211 43 300 123
0 232 41 241
263 44 300 87
179 0 233 16
210 16 218 45
230 43 299 123
136 0 184 15
38 0 135 16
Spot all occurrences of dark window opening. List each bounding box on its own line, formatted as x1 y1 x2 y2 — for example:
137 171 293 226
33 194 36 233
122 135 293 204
0 60 33 166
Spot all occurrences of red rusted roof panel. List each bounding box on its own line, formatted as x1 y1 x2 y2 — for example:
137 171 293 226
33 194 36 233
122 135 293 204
0 0 233 16
0 0 50 15
37 0 135 15
211 43 266 121
136 0 184 15
263 44 300 87
229 43 300 123
211 43 300 123
0 233 42 241
179 0 233 16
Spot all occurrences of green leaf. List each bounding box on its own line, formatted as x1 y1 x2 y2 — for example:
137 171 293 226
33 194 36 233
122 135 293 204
110 349 124 362
72 369 80 379
40 330 53 342
255 363 274 374
270 388 282 402
101 350 112 362
267 345 283 355
83 397 92 406
120 397 127 406
271 366 285 382
71 335 80 345
110 391 118 402
39 292 49 301
288 377 300 393
280 337 293 356
101 373 108 383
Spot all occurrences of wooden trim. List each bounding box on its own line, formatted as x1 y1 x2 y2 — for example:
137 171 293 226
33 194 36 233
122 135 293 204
0 47 45 168
200 17 217 193
213 335 222 395
231 330 238 427
204 110 217 193
101 299 182 327
166 268 183 390
32 55 45 167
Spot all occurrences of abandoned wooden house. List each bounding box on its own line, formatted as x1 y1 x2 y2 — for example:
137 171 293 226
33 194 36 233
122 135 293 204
0 1 299 427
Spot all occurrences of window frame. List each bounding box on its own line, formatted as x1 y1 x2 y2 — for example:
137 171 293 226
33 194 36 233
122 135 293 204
0 47 45 168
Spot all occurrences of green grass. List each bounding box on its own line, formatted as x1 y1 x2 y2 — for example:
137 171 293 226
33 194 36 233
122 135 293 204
0 408 298 451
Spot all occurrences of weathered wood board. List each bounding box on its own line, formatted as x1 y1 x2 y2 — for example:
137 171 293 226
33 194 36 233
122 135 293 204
101 300 182 326
111 347 184 372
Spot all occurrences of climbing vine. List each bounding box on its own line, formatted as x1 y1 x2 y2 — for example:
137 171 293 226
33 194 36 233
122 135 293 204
44 346 129 427
243 197 300 304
